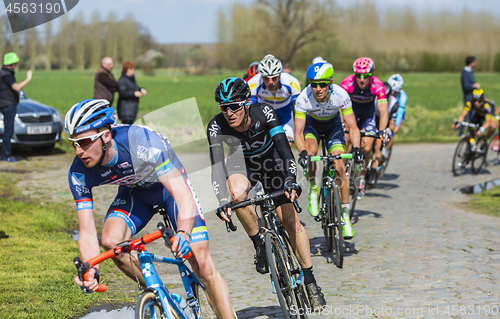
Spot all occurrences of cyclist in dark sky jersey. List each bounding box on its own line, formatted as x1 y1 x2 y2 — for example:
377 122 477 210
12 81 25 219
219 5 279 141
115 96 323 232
66 99 235 318
207 77 326 310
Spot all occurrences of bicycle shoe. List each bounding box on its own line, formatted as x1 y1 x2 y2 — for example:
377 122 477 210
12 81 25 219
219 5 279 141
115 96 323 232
306 283 326 311
342 210 355 240
254 245 268 274
308 182 320 217
357 179 366 201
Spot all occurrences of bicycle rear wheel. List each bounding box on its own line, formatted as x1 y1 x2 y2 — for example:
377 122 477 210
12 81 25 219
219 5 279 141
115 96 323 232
191 282 217 319
135 291 166 319
265 232 303 319
452 138 470 176
331 185 344 268
486 132 500 167
472 136 488 174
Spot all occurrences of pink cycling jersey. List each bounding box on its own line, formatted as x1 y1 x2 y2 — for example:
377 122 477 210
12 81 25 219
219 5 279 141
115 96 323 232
340 75 387 117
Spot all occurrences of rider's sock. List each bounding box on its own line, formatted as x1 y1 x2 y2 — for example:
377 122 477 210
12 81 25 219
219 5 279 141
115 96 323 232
341 203 350 213
303 267 316 286
249 233 264 249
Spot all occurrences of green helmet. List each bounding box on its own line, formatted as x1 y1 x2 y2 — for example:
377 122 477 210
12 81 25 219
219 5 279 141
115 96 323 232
4 52 19 65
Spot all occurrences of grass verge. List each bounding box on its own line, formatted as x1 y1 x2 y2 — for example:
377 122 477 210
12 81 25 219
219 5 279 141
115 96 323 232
0 172 135 319
467 185 500 218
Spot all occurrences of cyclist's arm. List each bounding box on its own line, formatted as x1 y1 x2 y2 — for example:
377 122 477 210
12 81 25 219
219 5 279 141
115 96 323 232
294 112 307 152
343 109 360 149
207 119 230 203
377 101 389 131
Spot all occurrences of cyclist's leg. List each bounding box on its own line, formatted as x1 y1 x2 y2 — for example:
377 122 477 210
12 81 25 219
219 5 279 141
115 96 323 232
303 116 320 216
164 191 235 319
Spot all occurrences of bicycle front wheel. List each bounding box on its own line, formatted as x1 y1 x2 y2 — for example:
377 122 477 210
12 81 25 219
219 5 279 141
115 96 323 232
331 185 344 268
135 291 166 319
452 138 470 176
347 159 360 220
265 232 303 319
486 132 500 167
320 185 333 252
472 136 488 174
191 282 217 319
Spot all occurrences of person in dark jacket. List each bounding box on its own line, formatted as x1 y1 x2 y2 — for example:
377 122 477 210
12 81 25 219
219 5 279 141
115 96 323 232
460 56 480 135
117 61 147 124
93 57 119 106
0 52 32 162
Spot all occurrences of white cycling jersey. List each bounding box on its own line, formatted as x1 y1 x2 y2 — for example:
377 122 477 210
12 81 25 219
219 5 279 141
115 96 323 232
295 84 353 121
248 73 301 112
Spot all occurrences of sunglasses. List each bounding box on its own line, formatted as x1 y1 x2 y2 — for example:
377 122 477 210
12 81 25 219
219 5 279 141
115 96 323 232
310 81 329 89
262 75 280 81
68 131 106 148
219 101 246 113
355 73 372 79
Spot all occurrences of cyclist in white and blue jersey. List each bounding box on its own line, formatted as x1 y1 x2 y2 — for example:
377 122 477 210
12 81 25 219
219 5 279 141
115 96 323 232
384 74 408 158
247 54 301 144
295 62 363 240
66 99 235 318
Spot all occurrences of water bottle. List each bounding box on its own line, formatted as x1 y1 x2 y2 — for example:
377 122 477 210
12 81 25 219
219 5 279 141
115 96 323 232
171 293 195 319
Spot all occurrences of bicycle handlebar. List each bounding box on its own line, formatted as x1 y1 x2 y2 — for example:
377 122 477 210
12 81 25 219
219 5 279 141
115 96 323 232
310 153 353 162
74 223 191 293
454 119 480 128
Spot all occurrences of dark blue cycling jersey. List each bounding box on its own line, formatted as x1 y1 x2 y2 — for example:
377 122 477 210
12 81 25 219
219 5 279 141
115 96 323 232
68 125 208 240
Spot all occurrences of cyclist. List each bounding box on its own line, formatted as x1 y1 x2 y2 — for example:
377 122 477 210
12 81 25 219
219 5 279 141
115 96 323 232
453 89 499 141
294 62 363 239
247 54 301 145
66 99 235 319
382 74 408 161
243 61 259 82
340 57 388 200
207 77 326 310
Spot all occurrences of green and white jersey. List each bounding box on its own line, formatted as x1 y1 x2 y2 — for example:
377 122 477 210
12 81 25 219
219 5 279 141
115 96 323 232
294 84 353 121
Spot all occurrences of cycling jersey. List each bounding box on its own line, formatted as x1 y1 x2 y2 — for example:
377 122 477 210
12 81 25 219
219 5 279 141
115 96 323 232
376 95 399 122
295 84 353 152
68 125 207 240
247 73 301 140
207 103 297 206
394 90 408 127
340 75 387 118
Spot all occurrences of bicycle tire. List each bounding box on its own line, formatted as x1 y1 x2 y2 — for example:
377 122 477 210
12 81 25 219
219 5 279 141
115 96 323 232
486 132 500 167
347 159 359 220
320 183 333 252
472 136 488 174
135 291 166 319
265 232 302 319
331 184 344 268
280 230 310 316
452 138 470 176
191 282 217 319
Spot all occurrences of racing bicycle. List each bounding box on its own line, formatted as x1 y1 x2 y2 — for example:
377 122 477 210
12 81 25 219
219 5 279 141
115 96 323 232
452 120 486 176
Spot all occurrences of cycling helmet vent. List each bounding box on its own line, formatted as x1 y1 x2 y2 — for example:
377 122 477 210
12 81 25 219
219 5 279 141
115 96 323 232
258 54 282 77
353 57 375 74
387 74 404 92
65 99 115 135
307 62 334 81
215 77 251 104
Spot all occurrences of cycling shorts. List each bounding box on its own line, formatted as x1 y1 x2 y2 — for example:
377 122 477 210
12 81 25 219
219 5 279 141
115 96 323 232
303 115 346 152
275 105 295 141
105 184 208 243
226 150 292 207
355 111 377 135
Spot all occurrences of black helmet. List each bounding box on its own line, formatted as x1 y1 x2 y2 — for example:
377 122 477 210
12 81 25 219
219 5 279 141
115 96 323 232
383 81 392 96
215 77 251 104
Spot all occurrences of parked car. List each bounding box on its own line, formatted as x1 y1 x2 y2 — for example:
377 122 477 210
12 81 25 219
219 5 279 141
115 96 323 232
0 91 63 152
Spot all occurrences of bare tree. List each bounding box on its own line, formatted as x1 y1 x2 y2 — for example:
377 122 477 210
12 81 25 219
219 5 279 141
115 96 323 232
45 21 52 70
89 11 103 69
73 11 86 70
26 28 38 70
59 15 70 70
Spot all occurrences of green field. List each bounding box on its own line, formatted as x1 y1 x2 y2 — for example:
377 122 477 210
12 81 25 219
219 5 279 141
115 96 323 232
22 69 500 144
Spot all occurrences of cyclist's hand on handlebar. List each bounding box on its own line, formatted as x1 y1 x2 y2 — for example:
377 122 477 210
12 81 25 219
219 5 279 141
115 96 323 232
352 147 364 162
284 180 301 202
171 233 191 258
74 268 99 292
298 150 309 169
215 199 232 222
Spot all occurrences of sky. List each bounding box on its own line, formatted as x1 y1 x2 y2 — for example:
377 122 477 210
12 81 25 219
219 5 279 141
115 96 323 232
1 0 500 44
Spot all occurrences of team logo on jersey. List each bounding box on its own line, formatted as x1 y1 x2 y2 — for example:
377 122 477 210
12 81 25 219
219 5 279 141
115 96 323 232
123 169 134 175
101 170 112 177
208 123 219 137
212 181 219 195
110 175 118 180
75 185 90 196
148 147 162 163
72 173 86 186
118 162 131 169
289 160 297 176
263 106 276 123
137 145 148 161
255 121 261 129
112 198 126 206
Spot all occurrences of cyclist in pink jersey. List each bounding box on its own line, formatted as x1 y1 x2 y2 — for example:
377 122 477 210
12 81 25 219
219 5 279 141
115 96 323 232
340 57 388 200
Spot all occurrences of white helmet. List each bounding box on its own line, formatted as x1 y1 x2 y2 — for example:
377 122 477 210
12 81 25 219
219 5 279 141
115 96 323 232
387 74 404 92
312 56 327 64
258 54 282 77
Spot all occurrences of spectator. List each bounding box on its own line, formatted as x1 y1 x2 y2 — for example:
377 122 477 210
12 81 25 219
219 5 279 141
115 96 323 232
460 56 480 135
93 57 119 106
117 61 147 124
0 52 32 162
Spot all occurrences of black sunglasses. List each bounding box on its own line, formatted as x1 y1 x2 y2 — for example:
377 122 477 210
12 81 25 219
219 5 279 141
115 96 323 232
310 82 329 89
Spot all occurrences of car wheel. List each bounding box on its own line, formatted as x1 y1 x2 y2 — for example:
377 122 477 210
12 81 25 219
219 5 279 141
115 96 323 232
32 144 55 153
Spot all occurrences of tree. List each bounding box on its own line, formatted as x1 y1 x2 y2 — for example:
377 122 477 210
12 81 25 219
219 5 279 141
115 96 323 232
26 28 38 70
45 21 52 70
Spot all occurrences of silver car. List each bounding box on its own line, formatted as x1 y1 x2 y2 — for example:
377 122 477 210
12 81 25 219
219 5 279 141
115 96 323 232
0 91 63 152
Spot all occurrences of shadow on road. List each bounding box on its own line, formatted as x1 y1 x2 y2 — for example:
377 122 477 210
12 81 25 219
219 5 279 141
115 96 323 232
371 182 399 190
309 236 358 266
380 173 400 181
351 209 382 224
237 305 285 319
364 192 391 198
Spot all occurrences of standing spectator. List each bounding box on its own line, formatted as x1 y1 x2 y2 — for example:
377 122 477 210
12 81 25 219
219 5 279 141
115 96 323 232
460 56 480 135
93 57 119 106
117 61 147 124
0 52 32 162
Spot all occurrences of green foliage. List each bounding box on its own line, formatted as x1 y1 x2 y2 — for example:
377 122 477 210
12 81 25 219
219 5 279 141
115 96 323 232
468 186 500 218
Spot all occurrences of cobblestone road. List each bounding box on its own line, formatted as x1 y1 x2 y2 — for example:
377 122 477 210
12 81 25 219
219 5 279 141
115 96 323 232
14 143 500 318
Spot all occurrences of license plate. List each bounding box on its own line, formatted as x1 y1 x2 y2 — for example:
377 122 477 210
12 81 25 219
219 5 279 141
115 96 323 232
27 125 52 135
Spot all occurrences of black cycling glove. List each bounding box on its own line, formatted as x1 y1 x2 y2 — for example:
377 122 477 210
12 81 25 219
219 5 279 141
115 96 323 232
215 199 230 221
298 150 309 169
352 147 364 162
284 180 302 197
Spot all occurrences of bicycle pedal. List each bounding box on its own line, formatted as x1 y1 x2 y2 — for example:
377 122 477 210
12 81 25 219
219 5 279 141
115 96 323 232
314 216 321 222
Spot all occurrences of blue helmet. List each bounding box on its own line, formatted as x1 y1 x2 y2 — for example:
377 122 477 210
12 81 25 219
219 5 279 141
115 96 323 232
64 99 115 135
306 62 334 81
214 77 251 104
